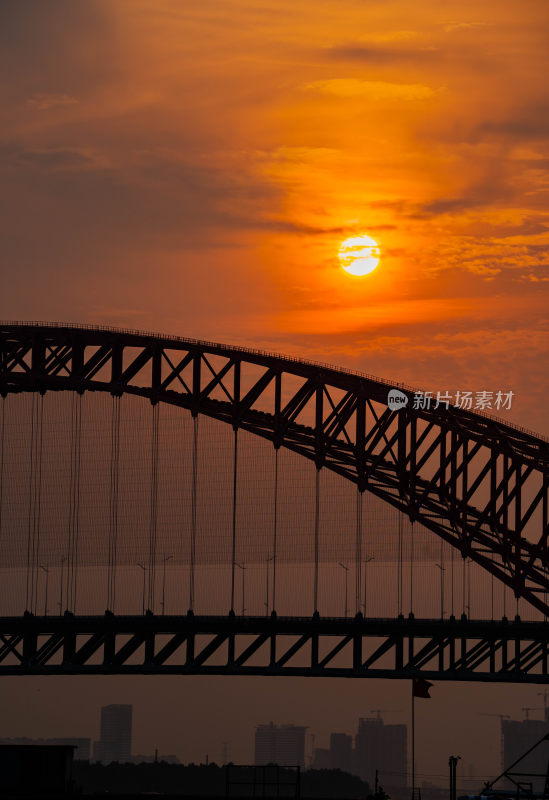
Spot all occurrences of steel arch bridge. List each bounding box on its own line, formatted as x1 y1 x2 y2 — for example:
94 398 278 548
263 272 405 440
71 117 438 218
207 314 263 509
0 321 548 682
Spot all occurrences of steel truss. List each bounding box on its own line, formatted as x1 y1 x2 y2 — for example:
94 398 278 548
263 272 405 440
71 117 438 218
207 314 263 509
1 323 549 614
0 613 548 682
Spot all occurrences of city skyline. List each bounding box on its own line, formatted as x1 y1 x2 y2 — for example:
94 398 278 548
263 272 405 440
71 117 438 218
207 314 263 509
2 694 549 787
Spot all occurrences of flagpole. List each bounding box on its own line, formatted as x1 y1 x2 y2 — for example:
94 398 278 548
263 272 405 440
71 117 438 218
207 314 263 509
411 682 415 800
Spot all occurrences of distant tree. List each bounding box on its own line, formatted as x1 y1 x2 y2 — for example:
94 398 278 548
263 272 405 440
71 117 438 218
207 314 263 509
72 762 370 798
302 767 370 798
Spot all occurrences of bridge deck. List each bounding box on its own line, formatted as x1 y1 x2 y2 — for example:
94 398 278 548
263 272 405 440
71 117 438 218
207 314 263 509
1 614 547 682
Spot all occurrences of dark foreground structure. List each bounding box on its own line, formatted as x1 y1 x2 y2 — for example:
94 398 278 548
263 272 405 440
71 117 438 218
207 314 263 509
0 744 75 796
71 762 369 798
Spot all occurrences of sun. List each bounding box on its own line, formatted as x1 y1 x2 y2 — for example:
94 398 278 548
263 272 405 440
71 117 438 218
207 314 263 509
339 235 380 276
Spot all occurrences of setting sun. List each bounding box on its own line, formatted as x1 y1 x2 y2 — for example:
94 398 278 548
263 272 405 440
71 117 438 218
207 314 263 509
338 235 380 276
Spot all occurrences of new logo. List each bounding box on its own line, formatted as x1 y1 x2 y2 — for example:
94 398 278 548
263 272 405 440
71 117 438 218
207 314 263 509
387 389 408 411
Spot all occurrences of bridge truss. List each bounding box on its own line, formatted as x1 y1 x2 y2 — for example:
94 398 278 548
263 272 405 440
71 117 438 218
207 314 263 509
1 322 548 619
1 613 548 683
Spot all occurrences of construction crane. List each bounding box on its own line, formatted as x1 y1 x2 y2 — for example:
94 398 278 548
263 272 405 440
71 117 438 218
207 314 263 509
522 707 543 721
370 710 396 720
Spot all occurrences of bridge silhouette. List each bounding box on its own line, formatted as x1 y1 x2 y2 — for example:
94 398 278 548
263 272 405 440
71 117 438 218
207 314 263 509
0 322 548 683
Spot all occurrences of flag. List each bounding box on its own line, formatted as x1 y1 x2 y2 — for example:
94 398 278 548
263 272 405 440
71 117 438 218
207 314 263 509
412 677 433 698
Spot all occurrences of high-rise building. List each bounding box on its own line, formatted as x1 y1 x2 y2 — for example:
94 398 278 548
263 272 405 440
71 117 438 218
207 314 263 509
354 717 407 790
330 733 353 773
502 715 549 792
255 723 308 767
93 705 132 764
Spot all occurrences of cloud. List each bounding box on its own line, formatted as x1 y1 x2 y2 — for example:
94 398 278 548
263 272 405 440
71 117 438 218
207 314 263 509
7 146 95 170
27 93 79 111
479 109 549 142
353 30 418 43
302 78 439 101
0 1 114 100
441 21 490 33
320 42 438 64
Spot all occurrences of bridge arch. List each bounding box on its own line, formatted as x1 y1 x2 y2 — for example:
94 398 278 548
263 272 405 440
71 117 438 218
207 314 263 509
1 322 548 616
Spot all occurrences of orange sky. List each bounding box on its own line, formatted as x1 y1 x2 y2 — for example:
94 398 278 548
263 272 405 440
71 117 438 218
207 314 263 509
1 0 548 431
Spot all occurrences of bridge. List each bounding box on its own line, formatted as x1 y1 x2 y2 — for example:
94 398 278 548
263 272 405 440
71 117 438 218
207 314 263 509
0 322 548 682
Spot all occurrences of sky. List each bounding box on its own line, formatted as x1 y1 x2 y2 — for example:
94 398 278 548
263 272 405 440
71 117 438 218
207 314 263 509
1 0 549 784
1 0 548 432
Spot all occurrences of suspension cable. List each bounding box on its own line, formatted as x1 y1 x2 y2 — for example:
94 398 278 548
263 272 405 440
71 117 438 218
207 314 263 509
462 556 466 616
355 489 362 615
148 402 160 612
439 538 444 620
490 553 494 620
314 467 320 613
397 511 403 615
75 393 83 613
409 521 414 613
113 396 121 610
32 395 45 614
451 543 455 617
467 557 471 617
189 414 198 611
272 446 279 613
67 393 83 613
26 394 37 612
65 395 74 613
0 396 5 545
230 427 238 613
107 395 121 611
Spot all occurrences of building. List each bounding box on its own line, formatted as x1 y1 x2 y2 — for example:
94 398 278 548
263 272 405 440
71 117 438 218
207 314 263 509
354 716 407 790
0 737 90 762
330 733 353 773
502 715 549 792
255 723 308 767
0 745 75 795
93 704 132 764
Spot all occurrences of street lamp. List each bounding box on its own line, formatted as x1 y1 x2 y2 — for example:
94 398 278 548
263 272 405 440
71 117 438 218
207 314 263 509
161 554 173 615
363 557 375 617
338 562 349 618
137 563 146 615
235 562 246 616
449 755 461 800
40 565 49 616
265 556 273 616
